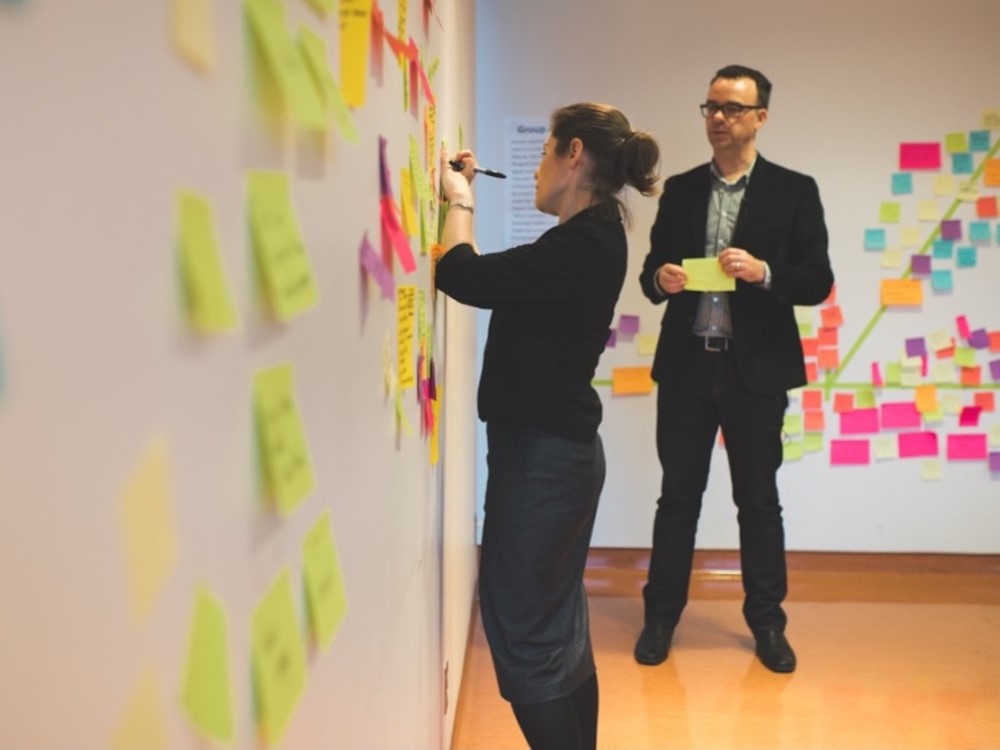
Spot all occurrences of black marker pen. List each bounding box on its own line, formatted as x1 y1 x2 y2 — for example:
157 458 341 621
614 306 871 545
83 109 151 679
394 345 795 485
449 159 506 179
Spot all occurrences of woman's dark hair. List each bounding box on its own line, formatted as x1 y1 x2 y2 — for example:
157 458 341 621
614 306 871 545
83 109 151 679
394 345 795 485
712 64 772 109
549 103 660 224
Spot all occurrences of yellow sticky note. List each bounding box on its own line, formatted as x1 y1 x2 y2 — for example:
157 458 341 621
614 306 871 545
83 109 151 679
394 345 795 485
954 346 977 368
900 226 923 248
921 459 943 480
397 286 417 389
636 332 658 356
933 174 956 197
245 0 326 130
118 437 178 622
177 191 240 333
400 168 418 236
982 109 1000 129
253 363 316 514
881 247 903 269
181 587 235 744
304 0 334 12
248 171 319 321
682 257 735 292
783 413 803 436
944 132 968 153
169 0 217 73
917 200 940 221
612 366 654 396
880 278 923 307
782 439 804 462
298 26 361 145
251 569 308 747
873 435 898 460
302 511 349 652
803 432 824 454
339 0 372 107
110 669 168 750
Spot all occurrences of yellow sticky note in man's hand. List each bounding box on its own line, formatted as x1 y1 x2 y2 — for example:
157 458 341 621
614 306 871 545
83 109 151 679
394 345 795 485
251 569 308 747
682 257 735 292
302 512 348 652
253 363 316 514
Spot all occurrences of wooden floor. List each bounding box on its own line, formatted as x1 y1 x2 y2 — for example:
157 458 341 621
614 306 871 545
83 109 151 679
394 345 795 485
451 549 1000 750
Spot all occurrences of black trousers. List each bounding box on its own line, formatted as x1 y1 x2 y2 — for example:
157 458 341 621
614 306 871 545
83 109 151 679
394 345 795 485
644 339 789 633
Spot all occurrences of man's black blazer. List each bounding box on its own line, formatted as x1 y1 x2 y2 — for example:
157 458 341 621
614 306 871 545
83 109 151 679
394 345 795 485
639 155 834 394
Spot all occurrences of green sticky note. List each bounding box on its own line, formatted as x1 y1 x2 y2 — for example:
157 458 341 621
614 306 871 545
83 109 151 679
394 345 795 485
245 0 327 131
682 257 735 292
177 191 240 333
298 26 360 145
302 511 349 651
783 413 804 436
803 433 825 453
253 363 315 514
251 569 308 747
879 202 902 223
248 171 320 321
181 587 235 744
783 439 804 462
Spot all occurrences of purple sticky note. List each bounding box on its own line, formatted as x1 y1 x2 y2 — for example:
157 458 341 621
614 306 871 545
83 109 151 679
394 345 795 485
606 328 617 348
946 433 987 461
969 328 990 349
990 359 1000 382
939 219 962 241
839 408 880 434
905 337 928 358
911 254 932 275
898 431 939 458
990 452 1000 473
359 231 395 299
830 439 871 465
618 314 640 336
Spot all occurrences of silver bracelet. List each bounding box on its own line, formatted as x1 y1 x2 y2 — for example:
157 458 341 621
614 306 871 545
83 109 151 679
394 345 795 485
449 200 474 213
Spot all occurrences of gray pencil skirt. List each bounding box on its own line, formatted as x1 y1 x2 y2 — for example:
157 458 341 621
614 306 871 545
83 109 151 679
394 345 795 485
479 421 606 705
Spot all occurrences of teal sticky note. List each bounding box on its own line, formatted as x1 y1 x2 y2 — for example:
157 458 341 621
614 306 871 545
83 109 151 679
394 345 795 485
931 269 953 292
952 153 973 174
956 245 977 268
969 130 990 152
969 221 990 243
932 239 954 259
864 228 886 251
891 172 913 195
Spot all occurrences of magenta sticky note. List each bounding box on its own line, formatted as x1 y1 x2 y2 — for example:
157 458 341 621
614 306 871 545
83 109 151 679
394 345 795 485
618 314 640 336
958 405 982 427
839 407 880 434
946 433 987 460
881 401 922 429
956 315 971 339
871 362 883 387
830 439 870 465
911 254 932 275
939 219 962 240
899 142 942 170
898 431 939 458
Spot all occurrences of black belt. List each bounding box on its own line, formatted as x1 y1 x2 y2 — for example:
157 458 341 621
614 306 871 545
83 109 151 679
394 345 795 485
695 336 732 352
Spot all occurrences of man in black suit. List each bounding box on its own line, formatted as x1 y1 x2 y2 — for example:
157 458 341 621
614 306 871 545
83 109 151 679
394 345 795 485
635 65 834 673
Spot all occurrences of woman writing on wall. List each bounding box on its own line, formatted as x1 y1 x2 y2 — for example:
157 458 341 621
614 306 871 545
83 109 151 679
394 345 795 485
436 103 660 750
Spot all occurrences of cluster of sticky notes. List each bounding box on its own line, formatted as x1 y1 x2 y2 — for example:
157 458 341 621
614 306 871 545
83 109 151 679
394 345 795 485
795 285 843 382
253 363 316 514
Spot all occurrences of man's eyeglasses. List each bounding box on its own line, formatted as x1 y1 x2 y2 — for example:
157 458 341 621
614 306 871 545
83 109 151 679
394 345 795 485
700 102 764 120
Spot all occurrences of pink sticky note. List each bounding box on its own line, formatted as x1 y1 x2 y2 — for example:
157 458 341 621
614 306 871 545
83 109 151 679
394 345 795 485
830 439 870 465
899 142 942 170
839 407 880 434
898 431 939 458
881 401 922 429
958 406 982 427
381 196 417 274
618 314 640 336
871 362 884 387
946 434 987 460
956 315 971 340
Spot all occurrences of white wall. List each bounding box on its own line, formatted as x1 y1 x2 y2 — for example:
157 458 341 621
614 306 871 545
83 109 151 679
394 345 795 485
475 0 1000 553
0 1 477 749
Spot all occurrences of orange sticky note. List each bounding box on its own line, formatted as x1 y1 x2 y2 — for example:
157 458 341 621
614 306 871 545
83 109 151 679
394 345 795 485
984 159 1000 188
805 361 819 383
612 366 654 396
960 366 982 386
833 392 855 413
976 196 999 218
801 337 819 357
820 305 844 328
817 327 839 347
974 392 996 412
802 390 823 410
915 384 939 414
818 348 840 370
881 278 923 306
804 409 826 432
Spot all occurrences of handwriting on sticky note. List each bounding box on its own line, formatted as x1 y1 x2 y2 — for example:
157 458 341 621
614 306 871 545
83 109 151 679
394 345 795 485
302 512 348 652
682 257 734 292
251 569 308 747
253 363 315 514
880 278 923 307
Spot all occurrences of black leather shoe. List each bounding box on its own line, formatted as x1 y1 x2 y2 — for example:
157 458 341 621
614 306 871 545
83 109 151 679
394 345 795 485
634 622 674 665
754 629 797 673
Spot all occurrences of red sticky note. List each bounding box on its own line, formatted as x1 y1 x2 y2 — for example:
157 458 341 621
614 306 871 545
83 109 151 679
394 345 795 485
804 410 826 432
974 392 996 412
960 366 982 386
976 196 999 219
802 390 823 410
820 305 844 328
833 392 855 413
899 142 942 170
